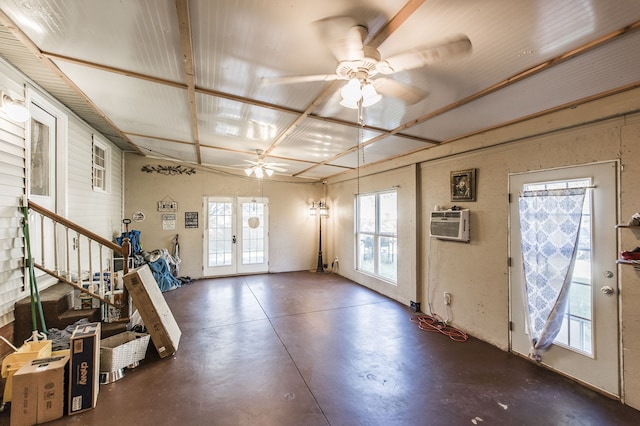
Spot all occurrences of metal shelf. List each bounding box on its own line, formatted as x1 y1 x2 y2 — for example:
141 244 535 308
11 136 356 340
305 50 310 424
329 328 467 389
616 225 640 269
617 259 640 271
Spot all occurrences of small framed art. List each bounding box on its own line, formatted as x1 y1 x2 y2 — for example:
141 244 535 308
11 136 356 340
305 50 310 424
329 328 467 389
451 169 476 202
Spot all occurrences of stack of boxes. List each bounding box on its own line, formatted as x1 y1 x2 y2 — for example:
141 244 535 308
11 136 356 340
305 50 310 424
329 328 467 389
10 322 101 425
74 272 112 310
9 264 181 424
73 271 126 323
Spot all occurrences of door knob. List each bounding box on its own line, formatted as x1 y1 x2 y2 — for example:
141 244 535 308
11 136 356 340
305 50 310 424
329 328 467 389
600 286 615 295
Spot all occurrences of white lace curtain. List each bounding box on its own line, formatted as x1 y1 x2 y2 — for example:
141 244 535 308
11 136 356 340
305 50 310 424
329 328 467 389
518 188 586 361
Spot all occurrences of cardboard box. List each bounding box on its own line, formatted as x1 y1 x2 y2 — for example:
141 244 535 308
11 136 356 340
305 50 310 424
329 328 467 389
11 354 69 426
102 290 126 323
68 322 101 415
73 282 102 310
123 265 181 358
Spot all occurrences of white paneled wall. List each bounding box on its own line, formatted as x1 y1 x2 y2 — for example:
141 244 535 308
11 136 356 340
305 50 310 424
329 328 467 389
67 122 124 271
0 111 27 327
0 57 124 328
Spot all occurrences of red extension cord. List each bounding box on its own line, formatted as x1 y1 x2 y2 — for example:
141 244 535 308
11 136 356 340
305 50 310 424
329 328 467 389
410 314 468 342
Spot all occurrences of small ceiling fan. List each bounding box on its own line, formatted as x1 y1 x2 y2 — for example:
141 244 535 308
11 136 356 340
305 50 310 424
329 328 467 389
263 16 472 108
234 149 288 178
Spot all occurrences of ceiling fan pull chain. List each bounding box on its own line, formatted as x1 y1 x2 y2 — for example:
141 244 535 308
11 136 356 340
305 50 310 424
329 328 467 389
358 100 365 166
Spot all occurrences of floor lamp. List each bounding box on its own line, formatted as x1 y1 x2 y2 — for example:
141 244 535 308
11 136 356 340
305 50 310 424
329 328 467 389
310 201 329 272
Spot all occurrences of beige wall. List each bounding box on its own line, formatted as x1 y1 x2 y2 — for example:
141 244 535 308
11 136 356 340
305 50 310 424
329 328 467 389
418 118 629 348
326 88 640 409
123 88 640 408
619 114 640 408
327 165 419 305
124 154 323 278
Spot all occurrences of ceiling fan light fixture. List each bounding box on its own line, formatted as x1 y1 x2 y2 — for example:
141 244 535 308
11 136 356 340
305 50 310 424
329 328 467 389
244 168 253 176
361 83 381 107
339 98 359 109
265 168 274 177
339 79 381 109
254 167 264 179
341 78 362 103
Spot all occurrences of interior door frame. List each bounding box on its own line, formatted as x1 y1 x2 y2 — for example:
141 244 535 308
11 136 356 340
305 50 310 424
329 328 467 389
26 89 68 285
508 160 620 396
27 89 68 216
203 196 269 277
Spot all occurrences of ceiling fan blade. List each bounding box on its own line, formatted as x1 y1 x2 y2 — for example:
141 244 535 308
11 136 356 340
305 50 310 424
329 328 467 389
377 35 472 74
313 85 343 117
373 77 427 105
261 74 339 85
316 16 367 62
266 166 288 173
265 162 289 167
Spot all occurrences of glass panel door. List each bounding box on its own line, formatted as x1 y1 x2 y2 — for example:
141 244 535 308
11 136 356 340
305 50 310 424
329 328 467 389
203 197 269 276
509 162 619 396
238 197 269 274
28 104 57 281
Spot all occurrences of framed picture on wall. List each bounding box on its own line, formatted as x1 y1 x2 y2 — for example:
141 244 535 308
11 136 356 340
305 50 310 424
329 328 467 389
451 169 476 202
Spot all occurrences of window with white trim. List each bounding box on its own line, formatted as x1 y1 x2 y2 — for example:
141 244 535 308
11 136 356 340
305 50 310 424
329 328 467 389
356 190 397 283
92 135 110 192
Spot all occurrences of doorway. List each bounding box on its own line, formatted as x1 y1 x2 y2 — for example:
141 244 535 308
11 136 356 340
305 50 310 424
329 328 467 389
509 161 619 396
27 93 67 284
203 196 269 276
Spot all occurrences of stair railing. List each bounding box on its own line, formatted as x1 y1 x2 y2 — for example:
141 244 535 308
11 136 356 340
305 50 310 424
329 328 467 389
26 200 130 322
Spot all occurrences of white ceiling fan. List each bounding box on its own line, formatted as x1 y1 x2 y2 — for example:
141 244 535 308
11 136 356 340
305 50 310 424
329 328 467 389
263 16 472 108
234 149 288 178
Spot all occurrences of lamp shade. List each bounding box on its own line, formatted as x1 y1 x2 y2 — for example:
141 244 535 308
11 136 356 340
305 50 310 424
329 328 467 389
340 78 362 103
361 83 382 107
339 98 359 109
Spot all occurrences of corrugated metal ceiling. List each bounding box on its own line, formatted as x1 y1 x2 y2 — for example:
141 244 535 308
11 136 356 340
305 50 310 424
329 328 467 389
0 0 639 180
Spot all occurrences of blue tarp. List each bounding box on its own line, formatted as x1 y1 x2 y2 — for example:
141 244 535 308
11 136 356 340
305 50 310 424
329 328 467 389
148 257 181 292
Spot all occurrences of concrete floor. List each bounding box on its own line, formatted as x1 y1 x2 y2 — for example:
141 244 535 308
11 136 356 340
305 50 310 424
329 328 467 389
3 271 640 425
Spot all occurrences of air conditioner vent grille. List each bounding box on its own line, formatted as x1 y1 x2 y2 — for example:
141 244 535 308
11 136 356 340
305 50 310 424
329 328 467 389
429 209 470 242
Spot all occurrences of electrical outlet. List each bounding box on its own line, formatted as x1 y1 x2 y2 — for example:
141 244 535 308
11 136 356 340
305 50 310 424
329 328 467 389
444 292 451 306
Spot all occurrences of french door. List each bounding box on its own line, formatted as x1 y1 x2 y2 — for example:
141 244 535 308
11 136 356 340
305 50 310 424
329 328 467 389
203 196 269 276
509 162 619 396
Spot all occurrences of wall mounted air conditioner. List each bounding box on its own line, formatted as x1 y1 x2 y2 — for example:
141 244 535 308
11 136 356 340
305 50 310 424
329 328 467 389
430 209 470 242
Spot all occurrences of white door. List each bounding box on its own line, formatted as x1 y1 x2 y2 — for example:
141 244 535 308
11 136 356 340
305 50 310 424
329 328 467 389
27 103 58 281
203 196 269 276
509 162 619 396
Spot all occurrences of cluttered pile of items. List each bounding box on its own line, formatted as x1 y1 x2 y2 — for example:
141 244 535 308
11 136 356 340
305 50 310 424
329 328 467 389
116 225 192 291
1 265 181 425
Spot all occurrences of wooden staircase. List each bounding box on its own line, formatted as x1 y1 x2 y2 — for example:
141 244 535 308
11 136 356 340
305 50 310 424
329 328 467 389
16 200 131 345
13 283 126 346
